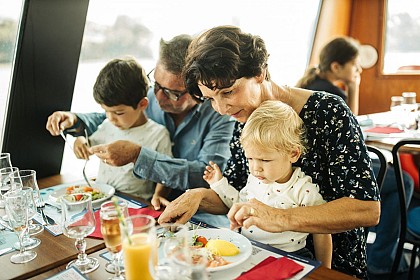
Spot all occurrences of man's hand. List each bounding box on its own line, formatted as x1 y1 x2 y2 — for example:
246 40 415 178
46 111 78 136
89 140 141 166
158 189 204 224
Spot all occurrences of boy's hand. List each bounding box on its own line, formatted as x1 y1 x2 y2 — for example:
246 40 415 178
151 194 170 211
203 161 223 185
74 137 91 160
46 111 78 136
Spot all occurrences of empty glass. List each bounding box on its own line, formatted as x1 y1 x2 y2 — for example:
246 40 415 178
61 193 99 274
0 166 19 218
4 189 37 263
0 153 12 208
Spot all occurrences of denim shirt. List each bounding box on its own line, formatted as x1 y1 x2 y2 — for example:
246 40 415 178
75 88 235 192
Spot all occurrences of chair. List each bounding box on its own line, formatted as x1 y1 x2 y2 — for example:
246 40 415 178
367 145 388 192
391 139 420 280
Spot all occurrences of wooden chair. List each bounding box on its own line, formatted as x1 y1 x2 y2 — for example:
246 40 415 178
391 139 420 279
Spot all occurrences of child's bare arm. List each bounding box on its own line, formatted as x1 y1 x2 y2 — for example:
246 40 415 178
151 183 171 210
313 233 332 268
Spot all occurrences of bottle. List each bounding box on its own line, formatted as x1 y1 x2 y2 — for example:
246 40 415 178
402 92 417 112
390 96 404 111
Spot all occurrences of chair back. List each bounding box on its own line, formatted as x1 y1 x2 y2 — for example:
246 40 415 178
367 145 387 192
390 138 420 279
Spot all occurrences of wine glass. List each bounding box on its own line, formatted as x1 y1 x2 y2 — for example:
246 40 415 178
0 153 12 208
61 193 99 274
120 214 155 280
4 189 37 263
0 166 19 218
100 200 128 279
150 223 189 280
9 170 44 235
13 187 41 250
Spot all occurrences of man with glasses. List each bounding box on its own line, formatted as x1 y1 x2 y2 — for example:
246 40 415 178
46 34 235 226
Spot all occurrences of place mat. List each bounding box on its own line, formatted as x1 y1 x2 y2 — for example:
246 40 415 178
89 207 162 239
45 266 88 280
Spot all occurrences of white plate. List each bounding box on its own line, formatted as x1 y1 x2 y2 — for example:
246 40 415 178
187 228 252 272
48 182 115 208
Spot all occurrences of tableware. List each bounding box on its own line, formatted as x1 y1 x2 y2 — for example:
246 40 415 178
48 182 115 208
9 170 44 236
4 189 37 263
150 223 189 280
185 228 253 272
61 193 99 274
100 200 128 279
0 153 12 208
82 129 94 188
13 187 41 250
0 167 19 219
120 214 155 280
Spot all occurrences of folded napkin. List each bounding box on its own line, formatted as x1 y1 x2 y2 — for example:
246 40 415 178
236 256 304 280
364 126 403 134
89 207 162 239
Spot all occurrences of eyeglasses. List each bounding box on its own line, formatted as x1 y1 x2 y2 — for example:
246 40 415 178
147 69 188 101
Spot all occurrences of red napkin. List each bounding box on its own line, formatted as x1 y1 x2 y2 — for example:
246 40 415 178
364 126 403 134
236 256 304 280
89 207 162 239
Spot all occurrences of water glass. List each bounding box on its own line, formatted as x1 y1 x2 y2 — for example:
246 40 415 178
0 167 19 214
0 153 12 208
120 214 155 280
61 193 99 274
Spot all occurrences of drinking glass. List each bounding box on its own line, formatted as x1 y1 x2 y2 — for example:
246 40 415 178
0 167 19 218
61 193 99 274
0 153 12 208
150 223 189 280
9 170 44 235
13 187 41 250
100 200 128 279
120 214 155 280
4 189 37 263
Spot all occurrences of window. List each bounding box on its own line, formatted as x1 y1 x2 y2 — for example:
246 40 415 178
383 0 420 74
0 1 23 149
61 0 321 176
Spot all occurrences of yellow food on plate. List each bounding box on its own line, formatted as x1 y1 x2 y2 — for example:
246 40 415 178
205 239 240 256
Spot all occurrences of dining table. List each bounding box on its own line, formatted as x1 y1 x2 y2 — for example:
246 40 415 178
0 174 357 280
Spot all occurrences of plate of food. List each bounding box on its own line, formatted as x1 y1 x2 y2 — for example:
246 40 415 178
187 228 252 272
48 182 115 207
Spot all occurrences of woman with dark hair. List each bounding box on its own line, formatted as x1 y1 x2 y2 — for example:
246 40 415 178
159 25 380 279
296 37 361 114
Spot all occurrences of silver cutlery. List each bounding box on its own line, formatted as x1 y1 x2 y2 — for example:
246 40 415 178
0 218 12 231
82 129 93 189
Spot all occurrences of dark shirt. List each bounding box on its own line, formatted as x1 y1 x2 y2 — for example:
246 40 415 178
305 77 347 102
223 92 379 279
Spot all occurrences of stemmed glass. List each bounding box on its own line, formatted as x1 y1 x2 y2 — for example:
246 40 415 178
61 193 99 274
9 170 43 247
0 153 12 208
4 189 37 263
1 166 19 219
100 200 128 280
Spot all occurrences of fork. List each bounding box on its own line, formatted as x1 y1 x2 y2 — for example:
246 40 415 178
82 129 93 189
36 195 55 225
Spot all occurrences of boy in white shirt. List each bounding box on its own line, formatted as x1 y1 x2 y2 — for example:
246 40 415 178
203 100 332 267
74 57 172 200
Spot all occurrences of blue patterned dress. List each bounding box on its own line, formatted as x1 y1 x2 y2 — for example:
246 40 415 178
223 91 379 279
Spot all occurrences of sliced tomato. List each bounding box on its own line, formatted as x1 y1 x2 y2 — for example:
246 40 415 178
196 236 208 246
74 194 83 201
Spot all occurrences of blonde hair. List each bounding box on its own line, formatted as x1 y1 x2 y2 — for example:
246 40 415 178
240 100 306 155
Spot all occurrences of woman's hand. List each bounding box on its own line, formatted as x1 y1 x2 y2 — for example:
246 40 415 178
203 161 223 185
73 137 91 159
228 198 287 232
90 140 141 166
158 189 204 224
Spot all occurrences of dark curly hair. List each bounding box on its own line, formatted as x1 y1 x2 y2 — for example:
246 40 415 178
183 25 270 101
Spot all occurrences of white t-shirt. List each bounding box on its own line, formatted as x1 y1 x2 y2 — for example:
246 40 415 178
89 119 172 200
210 167 325 252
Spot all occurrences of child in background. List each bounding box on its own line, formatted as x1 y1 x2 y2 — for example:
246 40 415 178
203 100 332 267
74 57 172 200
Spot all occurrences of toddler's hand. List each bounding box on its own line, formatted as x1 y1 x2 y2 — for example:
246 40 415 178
73 137 91 160
203 161 223 185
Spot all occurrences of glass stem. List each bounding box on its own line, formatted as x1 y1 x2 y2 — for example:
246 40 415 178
113 252 122 277
17 229 27 254
75 238 88 262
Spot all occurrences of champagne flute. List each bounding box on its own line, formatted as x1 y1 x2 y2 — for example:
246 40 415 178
61 193 99 274
0 153 12 208
4 189 37 263
100 200 128 279
1 166 19 219
9 170 44 235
